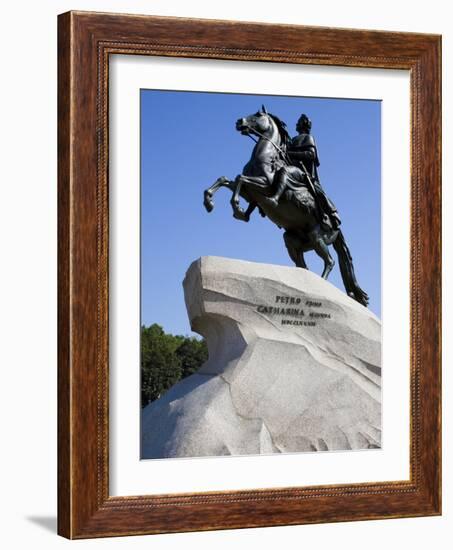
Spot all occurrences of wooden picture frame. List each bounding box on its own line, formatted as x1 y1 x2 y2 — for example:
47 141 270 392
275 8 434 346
58 10 441 539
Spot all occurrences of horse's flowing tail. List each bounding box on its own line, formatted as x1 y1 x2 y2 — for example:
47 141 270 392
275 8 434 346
333 230 369 307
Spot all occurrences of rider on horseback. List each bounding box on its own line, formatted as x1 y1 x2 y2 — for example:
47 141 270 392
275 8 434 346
203 107 369 306
266 114 341 231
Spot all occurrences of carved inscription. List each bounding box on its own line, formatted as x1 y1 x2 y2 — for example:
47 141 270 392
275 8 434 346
256 295 332 326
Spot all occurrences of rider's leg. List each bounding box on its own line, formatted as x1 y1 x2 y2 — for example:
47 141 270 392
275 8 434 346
266 167 289 206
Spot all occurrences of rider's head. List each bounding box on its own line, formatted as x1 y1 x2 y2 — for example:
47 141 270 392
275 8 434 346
296 114 312 133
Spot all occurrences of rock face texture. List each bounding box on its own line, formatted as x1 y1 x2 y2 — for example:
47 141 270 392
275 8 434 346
141 256 381 459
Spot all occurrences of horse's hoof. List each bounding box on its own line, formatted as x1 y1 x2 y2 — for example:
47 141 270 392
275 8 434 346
203 191 214 212
204 198 214 212
233 209 249 222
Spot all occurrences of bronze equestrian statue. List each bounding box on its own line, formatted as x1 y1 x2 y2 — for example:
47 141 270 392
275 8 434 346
203 106 369 307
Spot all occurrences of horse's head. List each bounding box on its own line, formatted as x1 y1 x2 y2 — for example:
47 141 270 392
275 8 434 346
236 105 274 137
236 106 291 151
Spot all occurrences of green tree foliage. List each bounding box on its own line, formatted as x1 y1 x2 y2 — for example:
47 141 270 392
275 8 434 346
141 324 208 407
176 337 209 378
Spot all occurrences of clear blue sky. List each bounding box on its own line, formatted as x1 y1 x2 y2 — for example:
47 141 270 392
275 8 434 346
141 90 381 335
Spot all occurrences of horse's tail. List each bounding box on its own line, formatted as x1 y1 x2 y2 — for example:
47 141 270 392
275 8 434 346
333 230 369 307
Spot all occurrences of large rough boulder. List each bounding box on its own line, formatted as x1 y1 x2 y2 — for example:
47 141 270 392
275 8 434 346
141 256 381 459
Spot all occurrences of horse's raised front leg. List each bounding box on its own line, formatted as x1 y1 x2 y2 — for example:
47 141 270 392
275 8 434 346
234 175 270 192
231 175 246 219
203 176 232 212
233 201 256 222
231 174 270 220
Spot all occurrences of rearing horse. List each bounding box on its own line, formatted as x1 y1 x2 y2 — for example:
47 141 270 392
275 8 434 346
203 106 369 307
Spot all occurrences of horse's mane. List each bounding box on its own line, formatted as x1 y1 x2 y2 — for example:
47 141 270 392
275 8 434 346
267 112 291 149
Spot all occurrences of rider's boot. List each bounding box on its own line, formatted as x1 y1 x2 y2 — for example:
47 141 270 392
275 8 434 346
266 181 286 207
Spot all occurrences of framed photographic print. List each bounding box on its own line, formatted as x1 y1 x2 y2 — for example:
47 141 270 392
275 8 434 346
58 11 441 538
